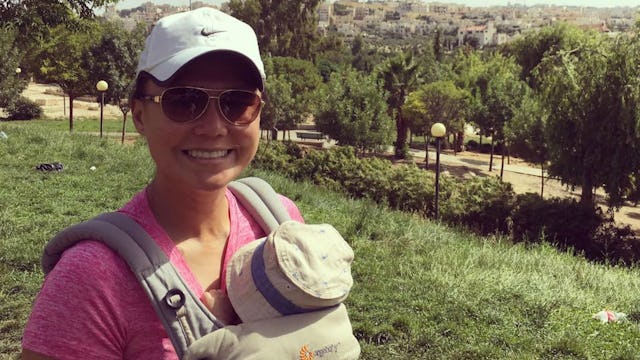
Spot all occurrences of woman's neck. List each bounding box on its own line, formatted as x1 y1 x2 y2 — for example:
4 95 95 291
145 179 230 244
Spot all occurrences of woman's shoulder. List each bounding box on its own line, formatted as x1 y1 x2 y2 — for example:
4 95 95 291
47 239 137 291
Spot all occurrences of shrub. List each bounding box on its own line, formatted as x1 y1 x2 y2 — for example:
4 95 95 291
589 218 640 265
387 164 434 216
5 96 43 120
510 193 602 252
252 141 295 175
441 176 516 235
465 139 478 151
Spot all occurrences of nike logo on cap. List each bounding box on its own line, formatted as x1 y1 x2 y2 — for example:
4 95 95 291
201 28 224 36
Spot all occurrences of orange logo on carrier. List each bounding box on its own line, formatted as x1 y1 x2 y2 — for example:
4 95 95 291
299 345 314 360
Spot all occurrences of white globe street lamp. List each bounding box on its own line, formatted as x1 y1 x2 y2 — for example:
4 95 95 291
430 122 446 219
96 80 109 138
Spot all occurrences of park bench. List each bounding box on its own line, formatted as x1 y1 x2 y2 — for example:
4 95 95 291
296 131 325 140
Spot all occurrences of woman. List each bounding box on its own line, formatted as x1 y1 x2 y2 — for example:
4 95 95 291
22 8 303 359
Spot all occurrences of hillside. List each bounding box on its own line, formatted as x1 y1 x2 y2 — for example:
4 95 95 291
1 123 640 358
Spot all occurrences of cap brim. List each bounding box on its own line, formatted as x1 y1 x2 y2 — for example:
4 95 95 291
145 47 265 91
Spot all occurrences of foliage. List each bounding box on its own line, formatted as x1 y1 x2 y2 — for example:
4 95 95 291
87 20 146 122
261 74 295 135
375 51 422 159
5 97 43 121
0 25 27 109
315 68 394 154
511 193 601 250
535 27 640 207
501 23 581 90
443 176 516 235
402 80 470 154
262 56 323 131
510 193 640 265
37 20 101 130
504 95 547 165
255 143 516 234
0 0 119 77
227 0 320 60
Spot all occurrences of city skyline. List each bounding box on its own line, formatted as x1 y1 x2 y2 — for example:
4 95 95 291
112 0 640 10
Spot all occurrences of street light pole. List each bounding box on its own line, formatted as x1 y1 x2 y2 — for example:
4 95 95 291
96 80 108 138
431 122 446 219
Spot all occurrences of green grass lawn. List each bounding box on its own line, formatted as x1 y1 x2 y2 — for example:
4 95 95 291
2 121 640 359
10 117 138 135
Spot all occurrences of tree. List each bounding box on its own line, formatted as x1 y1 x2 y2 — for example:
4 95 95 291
402 80 470 165
482 60 528 178
375 51 421 159
263 56 323 138
453 51 526 172
38 20 101 131
0 0 119 77
260 74 295 141
315 68 394 154
0 25 27 109
227 0 320 60
501 23 582 90
87 20 146 141
504 95 549 196
535 28 640 208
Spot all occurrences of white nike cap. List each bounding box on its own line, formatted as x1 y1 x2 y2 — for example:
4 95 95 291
136 7 265 91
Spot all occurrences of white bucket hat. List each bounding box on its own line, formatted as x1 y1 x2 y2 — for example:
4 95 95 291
136 7 265 90
227 220 354 323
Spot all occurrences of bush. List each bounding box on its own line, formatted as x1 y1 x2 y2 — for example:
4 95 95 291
442 176 516 235
252 140 640 266
465 139 479 151
5 96 43 120
252 141 296 175
510 193 602 251
589 218 640 266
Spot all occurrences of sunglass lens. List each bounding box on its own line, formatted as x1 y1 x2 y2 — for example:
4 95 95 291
219 91 261 125
162 88 208 122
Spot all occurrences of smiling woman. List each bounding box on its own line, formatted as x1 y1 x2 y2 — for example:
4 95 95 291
20 7 305 360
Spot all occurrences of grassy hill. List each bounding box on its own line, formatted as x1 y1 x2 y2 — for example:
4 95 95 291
2 121 640 359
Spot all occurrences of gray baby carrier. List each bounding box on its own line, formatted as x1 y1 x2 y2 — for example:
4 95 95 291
41 177 334 359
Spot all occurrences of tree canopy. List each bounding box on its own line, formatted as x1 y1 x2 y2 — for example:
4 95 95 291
316 68 394 154
227 0 320 60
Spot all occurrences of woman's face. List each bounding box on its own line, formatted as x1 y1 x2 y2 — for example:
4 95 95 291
132 54 262 192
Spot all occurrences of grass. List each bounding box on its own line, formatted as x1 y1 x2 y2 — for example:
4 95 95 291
3 121 640 359
6 117 138 135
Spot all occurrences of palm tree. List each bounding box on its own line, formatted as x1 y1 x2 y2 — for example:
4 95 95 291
376 51 420 159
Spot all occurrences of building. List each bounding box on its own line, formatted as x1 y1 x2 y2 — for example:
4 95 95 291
457 22 497 48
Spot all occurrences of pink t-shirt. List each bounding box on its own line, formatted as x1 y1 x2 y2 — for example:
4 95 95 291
22 187 303 359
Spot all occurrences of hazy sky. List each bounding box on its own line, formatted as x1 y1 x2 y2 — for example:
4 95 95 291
113 0 639 10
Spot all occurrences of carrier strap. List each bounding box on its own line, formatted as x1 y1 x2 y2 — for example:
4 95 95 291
41 177 291 359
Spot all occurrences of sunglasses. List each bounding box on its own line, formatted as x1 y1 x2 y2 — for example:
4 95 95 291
139 87 264 125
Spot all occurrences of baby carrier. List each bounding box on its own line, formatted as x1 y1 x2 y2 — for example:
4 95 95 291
41 177 360 359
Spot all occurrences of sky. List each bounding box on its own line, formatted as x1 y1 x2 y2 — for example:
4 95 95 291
112 0 640 10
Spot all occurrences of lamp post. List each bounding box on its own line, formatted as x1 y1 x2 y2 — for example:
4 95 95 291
15 67 21 76
431 122 446 219
96 80 108 138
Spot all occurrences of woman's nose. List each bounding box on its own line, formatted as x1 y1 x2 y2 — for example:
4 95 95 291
192 98 228 136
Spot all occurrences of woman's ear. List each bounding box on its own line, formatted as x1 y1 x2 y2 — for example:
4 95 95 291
131 98 146 136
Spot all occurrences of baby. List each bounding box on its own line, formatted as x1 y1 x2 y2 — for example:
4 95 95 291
186 220 360 360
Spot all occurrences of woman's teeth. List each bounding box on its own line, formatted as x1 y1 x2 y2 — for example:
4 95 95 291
188 150 228 159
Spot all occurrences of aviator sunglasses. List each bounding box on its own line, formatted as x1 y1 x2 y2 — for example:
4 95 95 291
139 87 264 125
